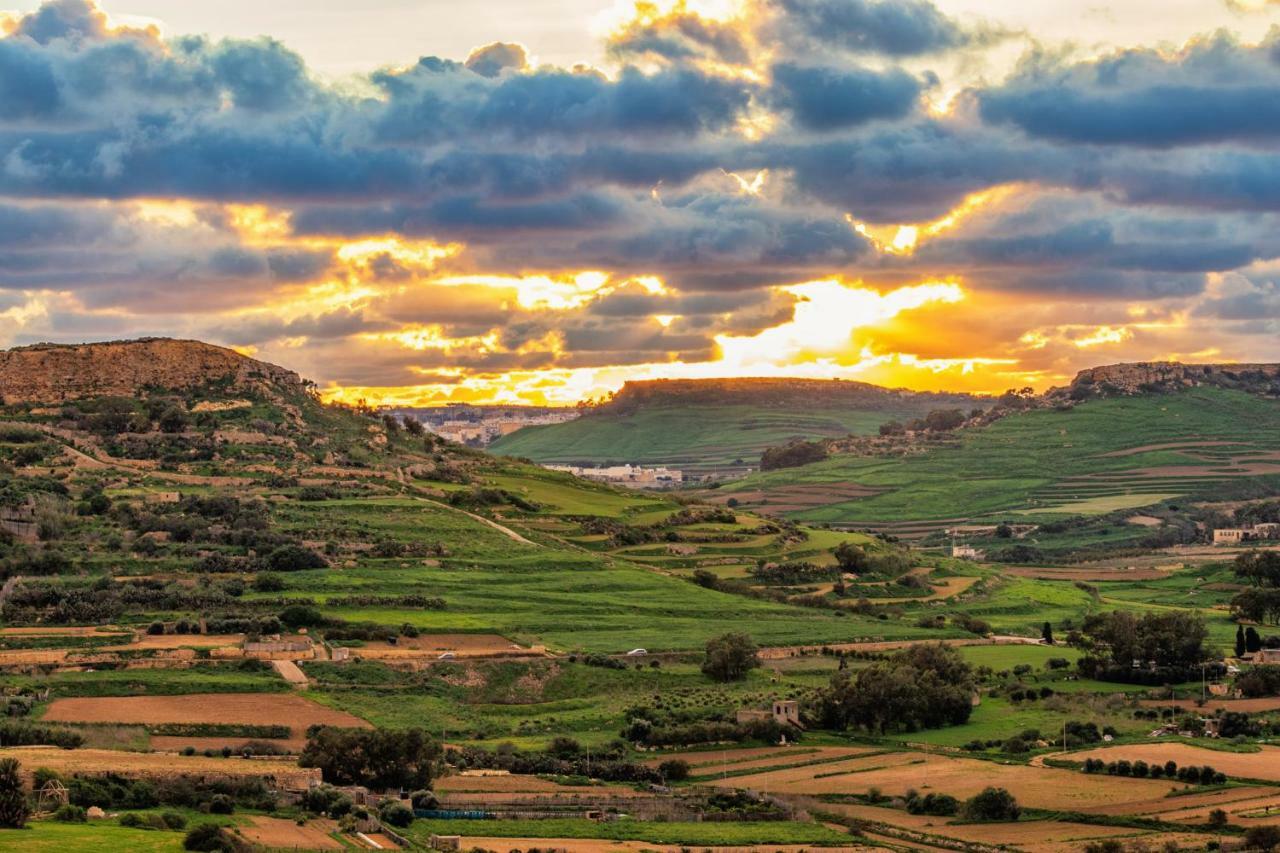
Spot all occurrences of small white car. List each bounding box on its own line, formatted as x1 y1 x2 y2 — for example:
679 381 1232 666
626 648 648 656
438 651 456 659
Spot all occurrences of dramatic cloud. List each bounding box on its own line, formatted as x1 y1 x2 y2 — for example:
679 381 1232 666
0 0 1277 404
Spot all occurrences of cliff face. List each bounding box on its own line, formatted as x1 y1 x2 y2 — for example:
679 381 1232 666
0 338 305 404
1070 362 1280 395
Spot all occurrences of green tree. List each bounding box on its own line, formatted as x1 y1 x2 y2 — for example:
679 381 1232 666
1208 808 1228 830
834 542 869 573
701 632 759 683
960 787 1020 821
1245 825 1280 852
1042 621 1054 645
1247 626 1263 654
818 643 975 733
0 758 27 828
1236 624 1248 658
158 405 190 434
300 727 441 790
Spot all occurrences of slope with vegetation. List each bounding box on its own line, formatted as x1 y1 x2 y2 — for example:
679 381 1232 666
492 377 980 478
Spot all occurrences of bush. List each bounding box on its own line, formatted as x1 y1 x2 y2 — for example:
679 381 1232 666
960 787 1020 821
184 823 231 852
905 791 958 816
380 801 414 828
0 758 28 828
658 759 691 782
53 803 87 822
252 572 286 593
264 544 327 573
206 793 234 814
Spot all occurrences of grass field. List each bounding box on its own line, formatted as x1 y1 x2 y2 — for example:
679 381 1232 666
492 402 945 477
722 388 1280 524
0 822 186 852
406 817 853 845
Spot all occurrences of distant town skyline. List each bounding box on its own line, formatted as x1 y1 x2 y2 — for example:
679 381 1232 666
2 0 1280 404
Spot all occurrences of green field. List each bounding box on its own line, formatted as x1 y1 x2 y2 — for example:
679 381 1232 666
492 402 947 476
406 817 853 845
723 388 1280 524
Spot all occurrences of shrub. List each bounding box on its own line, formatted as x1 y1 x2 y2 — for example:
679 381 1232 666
380 801 414 828
264 544 327 573
252 572 286 592
206 793 234 814
659 759 691 782
53 803 87 822
960 787 1020 822
184 823 230 852
0 758 28 828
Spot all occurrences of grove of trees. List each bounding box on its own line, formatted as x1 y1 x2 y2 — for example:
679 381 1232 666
1233 551 1280 625
817 644 976 733
299 727 441 791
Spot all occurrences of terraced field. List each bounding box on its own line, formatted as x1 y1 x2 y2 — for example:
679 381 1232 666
492 402 957 478
722 388 1280 526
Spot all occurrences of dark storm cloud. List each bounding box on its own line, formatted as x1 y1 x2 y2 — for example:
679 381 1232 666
766 0 973 57
768 63 922 130
2 0 1280 367
978 33 1280 147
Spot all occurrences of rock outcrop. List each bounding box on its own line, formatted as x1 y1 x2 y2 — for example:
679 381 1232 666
0 338 305 404
1069 361 1280 395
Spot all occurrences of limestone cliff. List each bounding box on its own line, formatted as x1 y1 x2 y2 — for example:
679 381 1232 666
0 338 305 404
1069 361 1280 395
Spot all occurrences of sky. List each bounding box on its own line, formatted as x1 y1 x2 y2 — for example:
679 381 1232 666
1 0 1279 405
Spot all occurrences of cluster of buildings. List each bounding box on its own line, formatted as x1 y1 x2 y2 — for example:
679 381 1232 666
1213 523 1280 546
546 463 683 489
396 406 578 447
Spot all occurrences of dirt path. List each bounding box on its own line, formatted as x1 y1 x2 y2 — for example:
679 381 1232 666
272 659 309 688
758 635 1041 660
411 496 534 545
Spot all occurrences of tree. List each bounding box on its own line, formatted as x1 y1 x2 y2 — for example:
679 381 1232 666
158 405 190 434
818 644 975 733
265 544 327 572
1245 826 1280 853
1207 808 1228 830
183 824 230 852
1237 624 1248 658
0 758 28 828
1232 551 1280 625
300 727 441 791
923 409 966 432
834 542 870 573
1079 611 1209 669
960 787 1020 821
1247 626 1263 654
1042 622 1054 645
658 759 690 782
701 632 759 683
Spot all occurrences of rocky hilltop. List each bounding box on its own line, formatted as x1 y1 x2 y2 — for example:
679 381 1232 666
591 377 981 415
1069 361 1280 396
0 338 305 404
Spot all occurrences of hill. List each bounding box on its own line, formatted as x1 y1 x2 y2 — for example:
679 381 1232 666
0 338 305 404
491 377 982 478
718 384 1280 549
0 338 916 652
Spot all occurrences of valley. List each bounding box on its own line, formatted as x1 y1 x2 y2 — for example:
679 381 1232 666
0 340 1278 853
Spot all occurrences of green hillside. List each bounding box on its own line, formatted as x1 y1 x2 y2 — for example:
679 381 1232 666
720 387 1280 532
492 378 979 477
